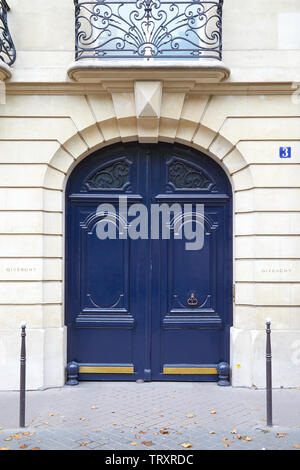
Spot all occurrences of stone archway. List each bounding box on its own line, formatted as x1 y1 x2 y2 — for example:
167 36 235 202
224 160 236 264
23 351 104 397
42 100 252 388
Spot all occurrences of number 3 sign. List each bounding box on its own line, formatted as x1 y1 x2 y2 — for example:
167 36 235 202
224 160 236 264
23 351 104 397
280 147 292 159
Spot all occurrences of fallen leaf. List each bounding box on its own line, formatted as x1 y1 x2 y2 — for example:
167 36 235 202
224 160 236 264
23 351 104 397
11 434 22 440
160 427 169 435
20 444 27 449
23 432 30 436
209 431 215 435
80 442 88 447
262 418 267 422
181 443 193 448
153 432 158 436
31 448 40 451
0 427 2 430
4 438 12 442
44 422 49 425
91 406 98 410
237 435 252 442
276 433 288 438
186 414 195 418
142 441 153 446
293 444 300 449
139 430 146 434
131 442 138 446
224 444 229 448
210 410 217 415
222 438 233 444
49 413 54 417
80 418 87 421
231 429 237 434
0 448 10 451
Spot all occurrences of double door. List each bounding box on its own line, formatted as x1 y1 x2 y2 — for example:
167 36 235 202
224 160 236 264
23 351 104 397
66 143 232 381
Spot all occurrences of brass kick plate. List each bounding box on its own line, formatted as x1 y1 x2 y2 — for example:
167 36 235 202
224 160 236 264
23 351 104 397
163 367 217 375
79 366 134 374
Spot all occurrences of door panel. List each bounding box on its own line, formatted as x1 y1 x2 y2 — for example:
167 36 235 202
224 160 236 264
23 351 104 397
66 143 232 381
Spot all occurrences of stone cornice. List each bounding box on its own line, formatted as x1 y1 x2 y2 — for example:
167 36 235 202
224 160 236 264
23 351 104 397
4 81 298 96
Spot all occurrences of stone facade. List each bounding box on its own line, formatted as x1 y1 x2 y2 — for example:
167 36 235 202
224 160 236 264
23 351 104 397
0 0 299 390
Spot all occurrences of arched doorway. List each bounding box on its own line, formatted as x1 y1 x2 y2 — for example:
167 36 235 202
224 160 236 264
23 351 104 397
65 142 232 383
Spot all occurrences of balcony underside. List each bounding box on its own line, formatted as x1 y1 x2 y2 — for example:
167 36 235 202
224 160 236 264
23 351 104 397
67 59 230 89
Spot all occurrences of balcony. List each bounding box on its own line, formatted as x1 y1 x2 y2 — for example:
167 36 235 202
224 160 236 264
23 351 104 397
0 0 16 80
68 0 229 85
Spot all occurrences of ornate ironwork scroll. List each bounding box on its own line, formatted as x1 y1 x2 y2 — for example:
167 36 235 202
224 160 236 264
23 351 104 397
74 0 223 60
86 161 130 189
0 1 16 66
168 160 213 189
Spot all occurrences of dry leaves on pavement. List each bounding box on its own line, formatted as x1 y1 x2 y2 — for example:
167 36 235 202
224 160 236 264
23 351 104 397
222 438 233 444
142 441 153 446
237 435 252 442
181 443 193 448
160 427 169 435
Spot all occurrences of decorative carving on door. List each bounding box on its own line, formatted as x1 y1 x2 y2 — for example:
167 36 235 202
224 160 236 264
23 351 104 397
85 160 130 190
168 159 215 190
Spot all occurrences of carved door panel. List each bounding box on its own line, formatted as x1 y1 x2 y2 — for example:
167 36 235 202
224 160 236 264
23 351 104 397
150 146 232 380
66 145 150 380
66 143 232 382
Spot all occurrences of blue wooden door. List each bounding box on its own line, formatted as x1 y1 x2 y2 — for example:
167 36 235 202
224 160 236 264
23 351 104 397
66 143 232 382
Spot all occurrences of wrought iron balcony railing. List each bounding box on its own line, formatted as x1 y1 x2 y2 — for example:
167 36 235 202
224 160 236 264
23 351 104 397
0 0 16 66
74 0 223 61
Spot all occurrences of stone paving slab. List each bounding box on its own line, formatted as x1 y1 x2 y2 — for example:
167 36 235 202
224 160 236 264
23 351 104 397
0 382 300 450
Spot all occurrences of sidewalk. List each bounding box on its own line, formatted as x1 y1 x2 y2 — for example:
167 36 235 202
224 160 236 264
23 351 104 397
1 382 300 450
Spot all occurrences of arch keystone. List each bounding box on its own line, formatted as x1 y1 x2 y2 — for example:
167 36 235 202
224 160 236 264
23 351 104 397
135 81 162 143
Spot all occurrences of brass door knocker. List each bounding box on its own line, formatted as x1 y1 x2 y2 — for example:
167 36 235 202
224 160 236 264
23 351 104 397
187 293 198 307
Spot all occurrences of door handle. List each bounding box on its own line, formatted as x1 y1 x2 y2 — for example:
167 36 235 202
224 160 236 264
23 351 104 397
187 293 198 307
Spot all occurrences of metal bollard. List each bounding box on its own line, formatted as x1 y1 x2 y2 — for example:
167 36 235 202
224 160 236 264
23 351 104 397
19 323 26 428
266 320 273 427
